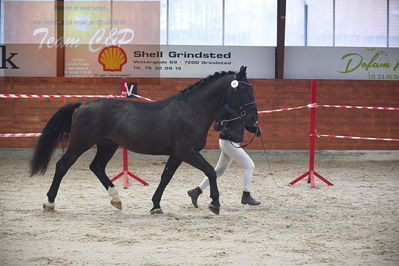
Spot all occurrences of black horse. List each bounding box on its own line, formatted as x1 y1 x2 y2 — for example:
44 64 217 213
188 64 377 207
30 66 258 215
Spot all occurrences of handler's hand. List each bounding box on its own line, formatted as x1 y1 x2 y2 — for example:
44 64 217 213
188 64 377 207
256 127 262 137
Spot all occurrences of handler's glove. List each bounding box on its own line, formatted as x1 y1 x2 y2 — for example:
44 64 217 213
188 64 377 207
255 127 262 137
220 120 228 127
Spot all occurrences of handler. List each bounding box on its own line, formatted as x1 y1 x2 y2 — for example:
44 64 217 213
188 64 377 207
187 104 262 207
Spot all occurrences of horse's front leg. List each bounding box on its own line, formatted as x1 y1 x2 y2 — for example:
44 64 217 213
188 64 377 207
150 155 182 214
181 150 220 215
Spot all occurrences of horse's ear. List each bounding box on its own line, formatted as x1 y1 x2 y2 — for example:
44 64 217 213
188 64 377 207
236 66 247 79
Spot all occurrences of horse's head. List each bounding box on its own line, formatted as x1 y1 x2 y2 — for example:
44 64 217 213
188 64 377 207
226 66 258 126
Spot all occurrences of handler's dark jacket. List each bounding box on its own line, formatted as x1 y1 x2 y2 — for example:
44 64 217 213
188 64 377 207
213 105 258 143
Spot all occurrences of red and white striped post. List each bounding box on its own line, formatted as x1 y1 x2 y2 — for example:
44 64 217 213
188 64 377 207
289 80 333 188
110 79 149 188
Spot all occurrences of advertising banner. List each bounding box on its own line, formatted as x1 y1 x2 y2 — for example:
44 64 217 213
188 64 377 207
1 0 161 77
285 47 399 80
1 0 57 76
89 45 274 78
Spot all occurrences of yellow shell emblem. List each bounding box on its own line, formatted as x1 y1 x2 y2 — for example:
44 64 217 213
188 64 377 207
98 46 127 72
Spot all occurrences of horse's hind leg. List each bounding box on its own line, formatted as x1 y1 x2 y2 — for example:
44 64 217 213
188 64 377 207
150 155 182 214
89 140 121 210
44 147 88 211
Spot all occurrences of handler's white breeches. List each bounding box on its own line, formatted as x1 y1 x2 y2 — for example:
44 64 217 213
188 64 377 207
198 138 255 192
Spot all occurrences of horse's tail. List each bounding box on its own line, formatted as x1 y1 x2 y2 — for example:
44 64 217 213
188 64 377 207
30 102 82 176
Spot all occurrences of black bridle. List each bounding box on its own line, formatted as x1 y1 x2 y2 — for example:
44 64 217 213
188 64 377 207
223 77 258 148
226 77 256 122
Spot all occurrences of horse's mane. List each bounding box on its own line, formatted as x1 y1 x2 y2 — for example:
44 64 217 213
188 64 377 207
179 71 235 95
123 71 235 108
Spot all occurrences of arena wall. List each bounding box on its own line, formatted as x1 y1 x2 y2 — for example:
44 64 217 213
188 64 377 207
1 77 398 150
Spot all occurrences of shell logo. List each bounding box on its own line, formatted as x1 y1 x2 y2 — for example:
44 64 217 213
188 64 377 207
98 46 127 72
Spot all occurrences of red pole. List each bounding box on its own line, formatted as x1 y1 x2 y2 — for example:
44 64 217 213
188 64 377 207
122 147 129 188
289 80 333 187
121 78 127 97
308 80 317 187
110 80 149 188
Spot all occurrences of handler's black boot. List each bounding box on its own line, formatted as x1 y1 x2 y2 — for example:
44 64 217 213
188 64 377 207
241 191 261 205
187 186 202 208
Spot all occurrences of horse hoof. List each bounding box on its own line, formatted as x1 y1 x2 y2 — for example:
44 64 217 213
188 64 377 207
111 199 122 210
150 208 164 215
43 202 55 211
208 203 220 215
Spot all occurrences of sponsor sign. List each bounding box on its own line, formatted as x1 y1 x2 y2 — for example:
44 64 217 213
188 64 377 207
115 45 275 78
1 0 161 77
285 47 399 80
1 0 57 76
